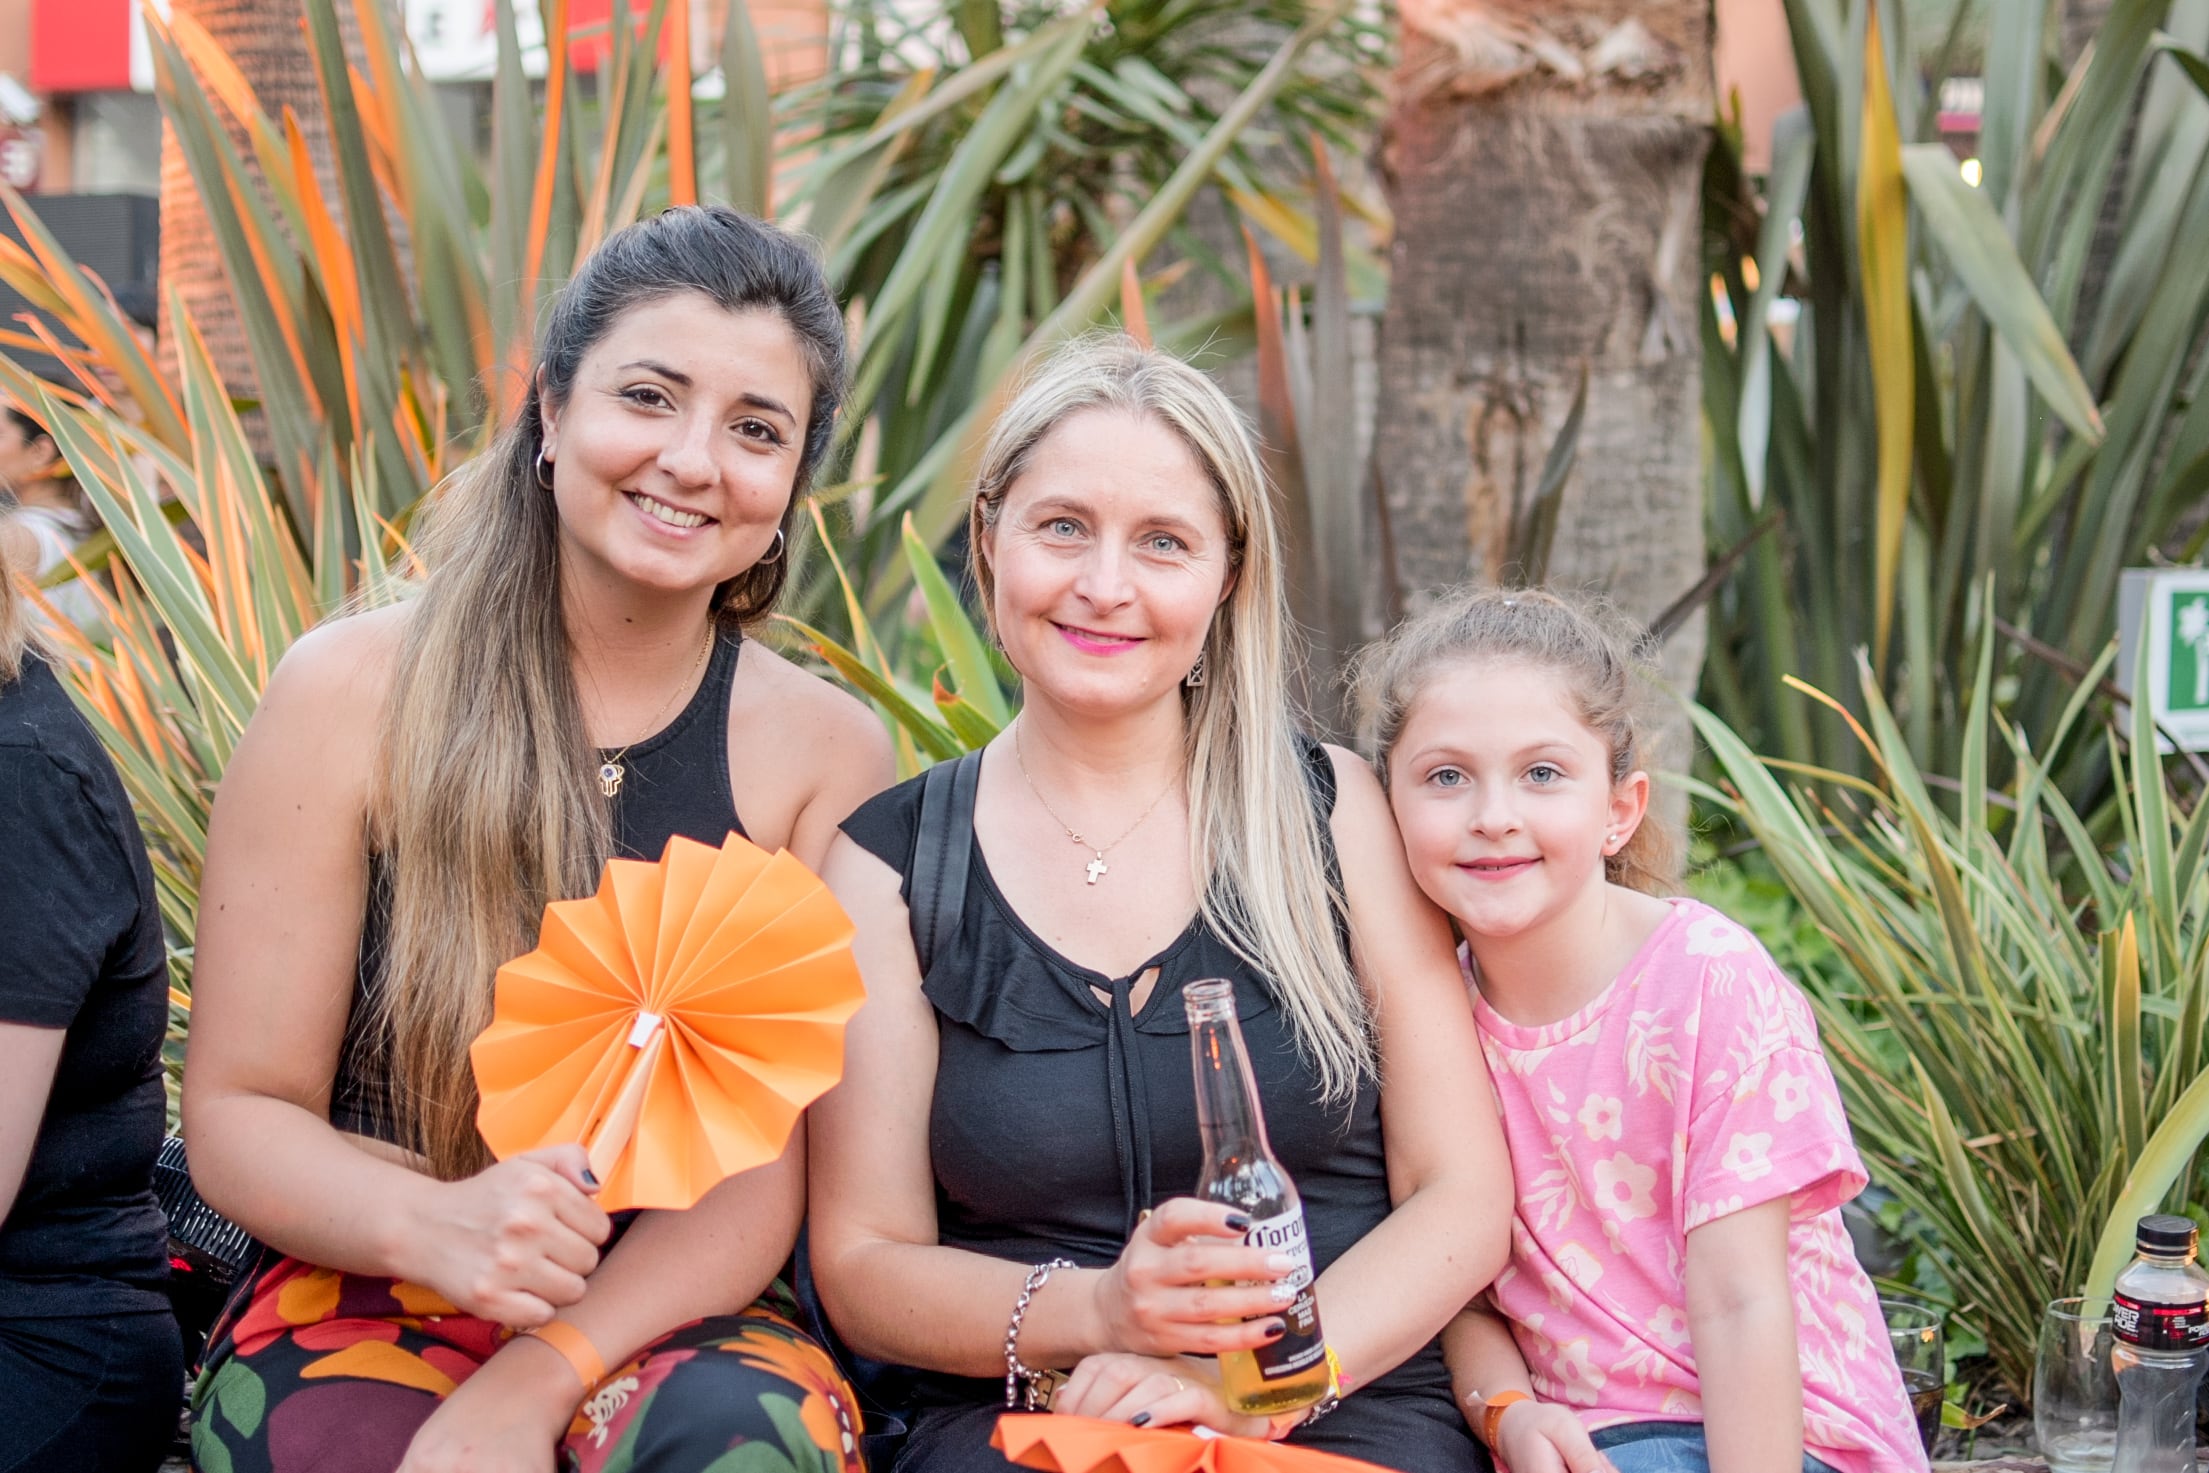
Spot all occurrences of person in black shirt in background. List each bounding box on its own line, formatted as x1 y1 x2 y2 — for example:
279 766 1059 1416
0 509 183 1469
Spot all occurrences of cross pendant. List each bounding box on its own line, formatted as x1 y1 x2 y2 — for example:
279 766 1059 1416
598 760 625 799
1084 854 1108 885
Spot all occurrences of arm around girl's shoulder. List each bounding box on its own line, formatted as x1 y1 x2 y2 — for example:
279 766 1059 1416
1304 743 1516 1383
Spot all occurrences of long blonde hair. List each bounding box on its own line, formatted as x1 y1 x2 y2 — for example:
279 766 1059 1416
369 207 847 1179
970 335 1375 1102
0 542 37 684
1350 585 1679 896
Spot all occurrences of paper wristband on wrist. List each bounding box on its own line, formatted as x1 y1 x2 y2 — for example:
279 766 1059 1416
1479 1389 1534 1449
523 1320 606 1390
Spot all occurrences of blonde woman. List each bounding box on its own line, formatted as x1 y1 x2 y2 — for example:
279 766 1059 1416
811 335 1513 1472
184 207 892 1473
0 522 181 1473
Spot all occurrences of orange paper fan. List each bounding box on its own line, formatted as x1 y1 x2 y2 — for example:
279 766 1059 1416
992 1415 1392 1473
470 832 864 1212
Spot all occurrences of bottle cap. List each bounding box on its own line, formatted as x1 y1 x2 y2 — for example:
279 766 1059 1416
2136 1214 2200 1256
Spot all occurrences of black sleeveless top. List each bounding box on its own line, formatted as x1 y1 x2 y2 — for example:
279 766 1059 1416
838 741 1476 1470
331 631 749 1145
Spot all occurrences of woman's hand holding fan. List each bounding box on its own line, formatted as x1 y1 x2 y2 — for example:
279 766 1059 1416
391 1145 612 1328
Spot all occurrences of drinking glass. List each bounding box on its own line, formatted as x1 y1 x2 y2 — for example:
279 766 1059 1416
2036 1296 2119 1473
1881 1298 1945 1452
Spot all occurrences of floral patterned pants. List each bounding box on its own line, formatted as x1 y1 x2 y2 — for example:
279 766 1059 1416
190 1254 865 1473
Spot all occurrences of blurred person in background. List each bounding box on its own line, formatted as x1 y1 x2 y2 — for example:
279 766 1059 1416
0 514 183 1472
0 393 103 637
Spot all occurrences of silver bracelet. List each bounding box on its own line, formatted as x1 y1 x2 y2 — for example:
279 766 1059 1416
1003 1257 1077 1409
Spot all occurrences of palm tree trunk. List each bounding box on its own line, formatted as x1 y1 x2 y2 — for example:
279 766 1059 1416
1373 0 1712 791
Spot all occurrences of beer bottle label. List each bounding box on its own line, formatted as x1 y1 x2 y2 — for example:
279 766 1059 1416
2112 1291 2209 1352
1243 1208 1327 1381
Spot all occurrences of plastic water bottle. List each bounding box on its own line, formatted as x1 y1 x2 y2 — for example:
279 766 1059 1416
2112 1214 2209 1473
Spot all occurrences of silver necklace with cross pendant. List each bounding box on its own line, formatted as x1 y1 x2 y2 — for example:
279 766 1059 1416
1012 723 1182 886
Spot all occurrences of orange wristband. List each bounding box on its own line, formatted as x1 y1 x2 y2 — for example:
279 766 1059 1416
1478 1389 1533 1449
523 1320 605 1390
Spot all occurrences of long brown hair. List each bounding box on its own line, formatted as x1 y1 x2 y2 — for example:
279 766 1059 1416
970 335 1376 1102
1351 585 1679 896
369 207 847 1178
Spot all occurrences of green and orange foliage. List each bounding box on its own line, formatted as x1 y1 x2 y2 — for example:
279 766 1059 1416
777 0 1384 589
1700 0 2209 792
1691 619 2209 1406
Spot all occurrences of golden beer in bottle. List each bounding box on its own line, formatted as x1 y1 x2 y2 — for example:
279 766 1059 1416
1185 978 1333 1416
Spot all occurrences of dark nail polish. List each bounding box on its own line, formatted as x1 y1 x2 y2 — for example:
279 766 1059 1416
1224 1212 1252 1232
1131 1413 1153 1428
581 1167 601 1190
1263 1319 1287 1339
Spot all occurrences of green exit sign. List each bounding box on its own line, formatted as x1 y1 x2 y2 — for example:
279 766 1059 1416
2171 590 2209 714
2119 571 2209 749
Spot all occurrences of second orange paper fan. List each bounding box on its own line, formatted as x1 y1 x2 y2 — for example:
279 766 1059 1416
470 832 865 1212
992 1415 1392 1473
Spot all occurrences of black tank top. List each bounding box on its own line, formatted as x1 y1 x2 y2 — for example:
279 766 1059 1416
837 741 1461 1423
331 631 749 1145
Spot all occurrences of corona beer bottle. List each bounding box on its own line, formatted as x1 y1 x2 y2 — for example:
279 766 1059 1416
1185 978 1333 1416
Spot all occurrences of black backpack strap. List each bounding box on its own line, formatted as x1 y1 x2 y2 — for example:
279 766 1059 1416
909 750 982 975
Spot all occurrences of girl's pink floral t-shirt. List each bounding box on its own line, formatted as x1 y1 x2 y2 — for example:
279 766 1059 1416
1469 898 1927 1473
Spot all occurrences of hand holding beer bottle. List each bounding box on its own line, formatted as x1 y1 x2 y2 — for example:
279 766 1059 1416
1072 1212 1302 1437
1182 978 1336 1417
1090 1198 1302 1358
1075 978 1333 1431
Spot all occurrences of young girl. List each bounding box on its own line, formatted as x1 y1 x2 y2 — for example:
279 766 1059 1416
1353 587 1927 1473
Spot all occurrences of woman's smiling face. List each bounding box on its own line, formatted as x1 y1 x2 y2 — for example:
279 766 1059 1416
981 408 1235 717
540 292 812 602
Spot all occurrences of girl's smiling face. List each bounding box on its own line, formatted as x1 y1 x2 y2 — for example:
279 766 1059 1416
1387 657 1648 943
980 407 1235 717
539 292 812 602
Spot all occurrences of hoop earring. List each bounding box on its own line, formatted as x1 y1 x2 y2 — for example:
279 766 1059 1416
758 528 786 564
535 448 555 491
1184 650 1207 689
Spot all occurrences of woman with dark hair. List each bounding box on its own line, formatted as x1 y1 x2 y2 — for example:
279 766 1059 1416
0 515 181 1473
184 206 892 1473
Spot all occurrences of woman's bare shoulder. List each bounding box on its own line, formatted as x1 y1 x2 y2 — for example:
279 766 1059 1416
1320 740 1391 821
738 637 886 734
723 634 895 854
237 603 415 790
733 638 894 773
269 603 412 703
